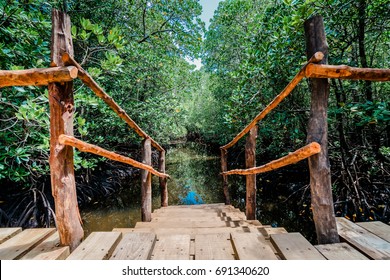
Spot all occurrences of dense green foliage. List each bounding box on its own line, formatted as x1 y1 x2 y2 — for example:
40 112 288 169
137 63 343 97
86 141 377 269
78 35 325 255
0 0 389 226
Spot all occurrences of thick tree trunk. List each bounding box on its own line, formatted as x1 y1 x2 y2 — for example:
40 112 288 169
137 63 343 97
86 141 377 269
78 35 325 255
48 9 83 251
245 126 257 220
304 15 340 244
141 138 152 222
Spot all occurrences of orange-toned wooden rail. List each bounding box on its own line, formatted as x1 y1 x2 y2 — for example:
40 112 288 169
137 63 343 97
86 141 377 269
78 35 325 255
0 9 169 251
220 15 390 244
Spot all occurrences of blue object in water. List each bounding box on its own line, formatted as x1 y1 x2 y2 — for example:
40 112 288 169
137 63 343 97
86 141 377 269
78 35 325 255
180 191 204 205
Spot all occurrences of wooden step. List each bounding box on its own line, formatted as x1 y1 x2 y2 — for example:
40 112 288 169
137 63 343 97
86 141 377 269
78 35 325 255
110 232 156 260
231 232 277 260
0 228 56 260
336 217 390 259
20 232 69 260
151 234 191 260
258 227 288 239
67 232 121 260
356 221 390 243
135 220 236 229
270 233 326 260
151 216 225 223
315 242 369 260
0 228 22 244
195 233 235 260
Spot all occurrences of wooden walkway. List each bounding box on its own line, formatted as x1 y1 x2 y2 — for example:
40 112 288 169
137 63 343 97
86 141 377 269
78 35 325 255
0 203 389 260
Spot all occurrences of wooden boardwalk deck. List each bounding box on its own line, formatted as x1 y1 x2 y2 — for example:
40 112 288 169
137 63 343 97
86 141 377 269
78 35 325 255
0 203 389 260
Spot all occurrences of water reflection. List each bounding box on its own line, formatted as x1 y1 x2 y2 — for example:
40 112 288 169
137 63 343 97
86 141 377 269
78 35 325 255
80 143 224 236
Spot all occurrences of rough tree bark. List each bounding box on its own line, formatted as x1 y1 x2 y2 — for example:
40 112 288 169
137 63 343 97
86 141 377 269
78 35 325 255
304 15 340 244
245 126 257 220
48 9 83 251
141 138 152 222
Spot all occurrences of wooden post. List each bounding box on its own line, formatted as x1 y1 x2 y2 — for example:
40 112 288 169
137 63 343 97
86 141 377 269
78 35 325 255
245 126 257 220
48 9 83 251
220 148 231 205
304 15 340 244
159 150 168 207
141 138 152 222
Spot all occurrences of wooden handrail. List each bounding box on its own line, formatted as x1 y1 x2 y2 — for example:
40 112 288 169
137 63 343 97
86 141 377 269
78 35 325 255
305 64 390 81
59 134 169 178
62 53 165 152
221 142 321 176
0 66 78 88
220 52 324 150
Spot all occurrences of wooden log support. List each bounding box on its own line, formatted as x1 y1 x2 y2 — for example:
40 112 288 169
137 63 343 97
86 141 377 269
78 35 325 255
221 52 324 150
159 150 168 207
62 53 164 152
0 66 78 88
58 135 168 178
304 15 340 244
223 142 321 176
141 138 152 222
306 64 390 81
48 9 83 251
220 148 231 205
245 126 257 220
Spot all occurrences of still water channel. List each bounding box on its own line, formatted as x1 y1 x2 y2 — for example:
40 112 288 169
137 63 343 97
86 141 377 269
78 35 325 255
80 143 315 242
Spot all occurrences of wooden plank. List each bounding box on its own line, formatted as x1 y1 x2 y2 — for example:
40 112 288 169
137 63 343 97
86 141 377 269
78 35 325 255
135 220 234 228
356 221 390 243
231 232 277 260
336 217 390 259
21 232 69 260
67 232 121 260
270 233 326 260
151 235 190 260
195 233 235 260
152 217 224 223
315 243 369 260
0 228 22 244
259 227 288 239
110 232 156 260
0 228 56 260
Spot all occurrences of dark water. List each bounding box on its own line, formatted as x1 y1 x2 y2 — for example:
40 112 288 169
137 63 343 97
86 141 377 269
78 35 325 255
80 143 316 242
80 143 224 236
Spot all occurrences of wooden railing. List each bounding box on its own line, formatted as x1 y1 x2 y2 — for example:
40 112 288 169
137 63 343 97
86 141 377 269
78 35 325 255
0 9 169 250
220 16 390 244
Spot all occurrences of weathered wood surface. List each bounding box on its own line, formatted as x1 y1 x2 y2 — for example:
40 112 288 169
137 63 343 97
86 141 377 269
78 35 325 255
221 52 323 150
0 228 55 260
259 227 288 240
306 63 390 81
223 142 320 175
151 235 191 260
110 232 156 260
336 217 390 259
315 242 369 260
0 228 22 244
220 148 231 205
0 66 78 88
59 134 168 178
21 232 69 260
195 233 234 260
304 15 339 244
270 232 326 260
159 150 168 207
231 232 277 260
62 53 164 152
141 138 152 222
2 205 388 260
356 221 390 243
67 232 121 260
49 9 83 251
245 126 257 220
